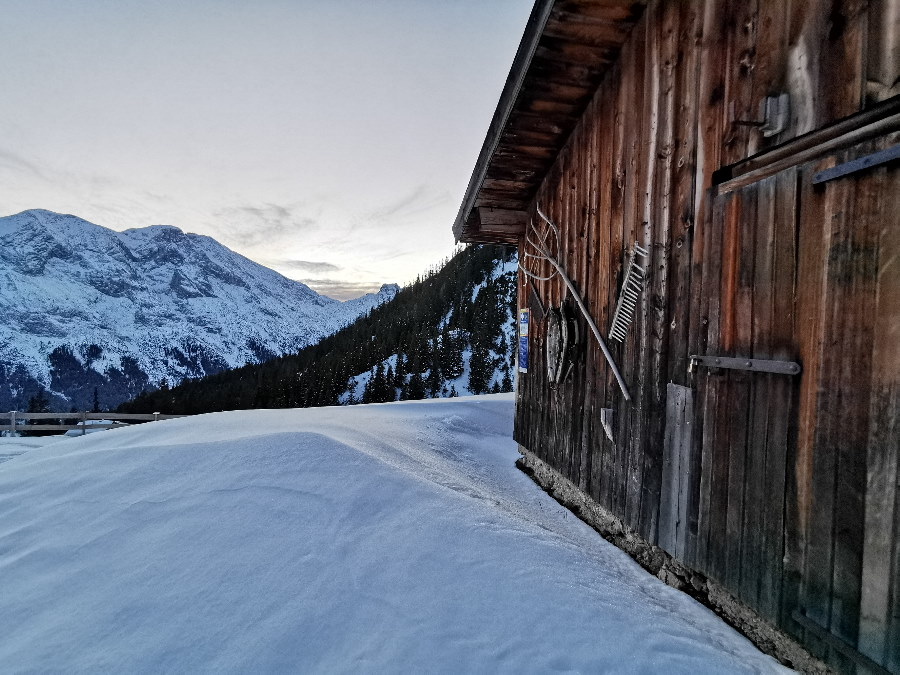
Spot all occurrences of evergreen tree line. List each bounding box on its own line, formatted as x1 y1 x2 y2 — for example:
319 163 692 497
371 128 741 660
119 244 517 415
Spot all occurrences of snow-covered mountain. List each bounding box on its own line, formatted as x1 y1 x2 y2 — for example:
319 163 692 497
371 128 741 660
0 209 397 410
121 244 518 414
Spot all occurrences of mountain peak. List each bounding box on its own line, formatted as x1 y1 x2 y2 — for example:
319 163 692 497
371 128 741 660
0 210 396 411
378 283 400 296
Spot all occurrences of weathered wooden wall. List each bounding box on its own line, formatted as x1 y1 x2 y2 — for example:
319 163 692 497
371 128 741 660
513 0 899 671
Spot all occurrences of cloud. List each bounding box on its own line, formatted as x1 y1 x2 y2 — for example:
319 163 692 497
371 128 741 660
0 147 48 180
299 278 387 301
214 202 318 248
365 184 451 225
273 259 342 274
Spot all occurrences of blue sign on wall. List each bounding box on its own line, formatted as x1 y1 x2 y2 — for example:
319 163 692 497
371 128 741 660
518 309 529 373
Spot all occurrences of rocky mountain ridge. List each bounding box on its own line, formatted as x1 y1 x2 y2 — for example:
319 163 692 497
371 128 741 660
0 209 396 410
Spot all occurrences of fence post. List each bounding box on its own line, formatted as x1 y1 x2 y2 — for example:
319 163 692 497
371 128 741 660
81 411 87 435
153 412 160 422
9 411 15 437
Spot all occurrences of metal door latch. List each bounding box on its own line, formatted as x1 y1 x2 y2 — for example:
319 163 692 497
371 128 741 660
689 355 801 375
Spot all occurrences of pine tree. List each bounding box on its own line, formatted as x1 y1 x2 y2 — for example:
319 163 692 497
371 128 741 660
467 344 491 395
407 372 426 400
27 388 50 413
25 387 51 437
501 369 513 393
440 329 464 379
362 368 376 404
345 377 358 405
92 387 100 413
394 353 406 386
385 365 396 401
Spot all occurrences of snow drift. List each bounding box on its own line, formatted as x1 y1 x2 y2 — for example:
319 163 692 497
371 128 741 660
0 395 788 673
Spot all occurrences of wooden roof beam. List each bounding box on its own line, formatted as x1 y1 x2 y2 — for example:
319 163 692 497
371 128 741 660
456 208 526 244
478 207 528 229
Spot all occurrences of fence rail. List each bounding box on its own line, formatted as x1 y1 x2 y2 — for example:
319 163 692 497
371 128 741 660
1 411 185 435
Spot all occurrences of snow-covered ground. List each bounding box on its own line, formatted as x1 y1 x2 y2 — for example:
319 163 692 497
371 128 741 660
0 396 789 673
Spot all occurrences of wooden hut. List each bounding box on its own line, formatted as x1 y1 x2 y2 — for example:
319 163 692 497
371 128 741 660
453 0 899 671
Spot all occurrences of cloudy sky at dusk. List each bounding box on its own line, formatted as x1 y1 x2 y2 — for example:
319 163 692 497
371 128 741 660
0 0 532 299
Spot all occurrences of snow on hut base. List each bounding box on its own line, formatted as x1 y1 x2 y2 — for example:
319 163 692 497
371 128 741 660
516 445 828 673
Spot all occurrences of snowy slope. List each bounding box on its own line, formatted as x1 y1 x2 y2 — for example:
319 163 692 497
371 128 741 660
340 253 518 403
0 209 396 409
0 396 789 673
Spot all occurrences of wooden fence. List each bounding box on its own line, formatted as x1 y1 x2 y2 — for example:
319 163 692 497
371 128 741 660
0 412 186 435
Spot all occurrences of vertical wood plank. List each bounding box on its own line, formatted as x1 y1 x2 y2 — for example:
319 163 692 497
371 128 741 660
579 99 598 497
666 0 702 387
660 382 684 555
741 176 776 612
616 19 646 526
639 0 677 545
592 79 614 508
669 0 704 570
800 164 853 662
624 6 651 534
698 192 730 580
676 386 695 559
686 0 726 571
858 163 900 669
760 168 798 624
601 57 626 515
789 152 833 652
661 382 695 560
828 146 881 662
724 182 755 592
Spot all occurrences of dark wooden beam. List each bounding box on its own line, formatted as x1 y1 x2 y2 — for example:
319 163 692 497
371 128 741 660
477 207 528 228
715 97 900 192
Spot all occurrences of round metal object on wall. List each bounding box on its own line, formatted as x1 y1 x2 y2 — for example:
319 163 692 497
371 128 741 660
545 307 563 387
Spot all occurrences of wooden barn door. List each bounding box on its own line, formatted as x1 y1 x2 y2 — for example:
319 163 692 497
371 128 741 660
791 139 899 673
689 169 800 627
688 134 899 672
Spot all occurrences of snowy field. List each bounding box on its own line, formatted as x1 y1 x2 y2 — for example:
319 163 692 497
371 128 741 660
0 395 789 673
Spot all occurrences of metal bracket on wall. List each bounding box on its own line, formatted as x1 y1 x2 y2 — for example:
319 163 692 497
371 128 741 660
729 93 790 138
689 355 801 376
812 143 900 184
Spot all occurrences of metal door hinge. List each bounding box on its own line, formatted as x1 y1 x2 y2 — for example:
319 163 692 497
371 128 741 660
689 355 801 375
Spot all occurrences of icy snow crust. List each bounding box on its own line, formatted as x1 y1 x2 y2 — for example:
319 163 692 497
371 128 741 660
0 396 788 673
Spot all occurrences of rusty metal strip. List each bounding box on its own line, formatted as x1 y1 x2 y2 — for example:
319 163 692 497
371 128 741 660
689 355 801 375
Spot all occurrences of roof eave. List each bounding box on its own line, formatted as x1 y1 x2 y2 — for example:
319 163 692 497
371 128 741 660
452 0 556 244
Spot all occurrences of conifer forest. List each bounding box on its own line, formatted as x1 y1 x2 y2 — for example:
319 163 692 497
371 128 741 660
120 244 517 415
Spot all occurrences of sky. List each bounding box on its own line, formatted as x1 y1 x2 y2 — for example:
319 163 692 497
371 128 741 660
0 0 532 300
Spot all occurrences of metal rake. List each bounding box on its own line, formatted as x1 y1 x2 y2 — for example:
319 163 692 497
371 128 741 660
609 242 649 342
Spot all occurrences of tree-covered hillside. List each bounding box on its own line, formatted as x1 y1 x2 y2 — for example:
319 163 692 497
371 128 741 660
119 244 517 415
